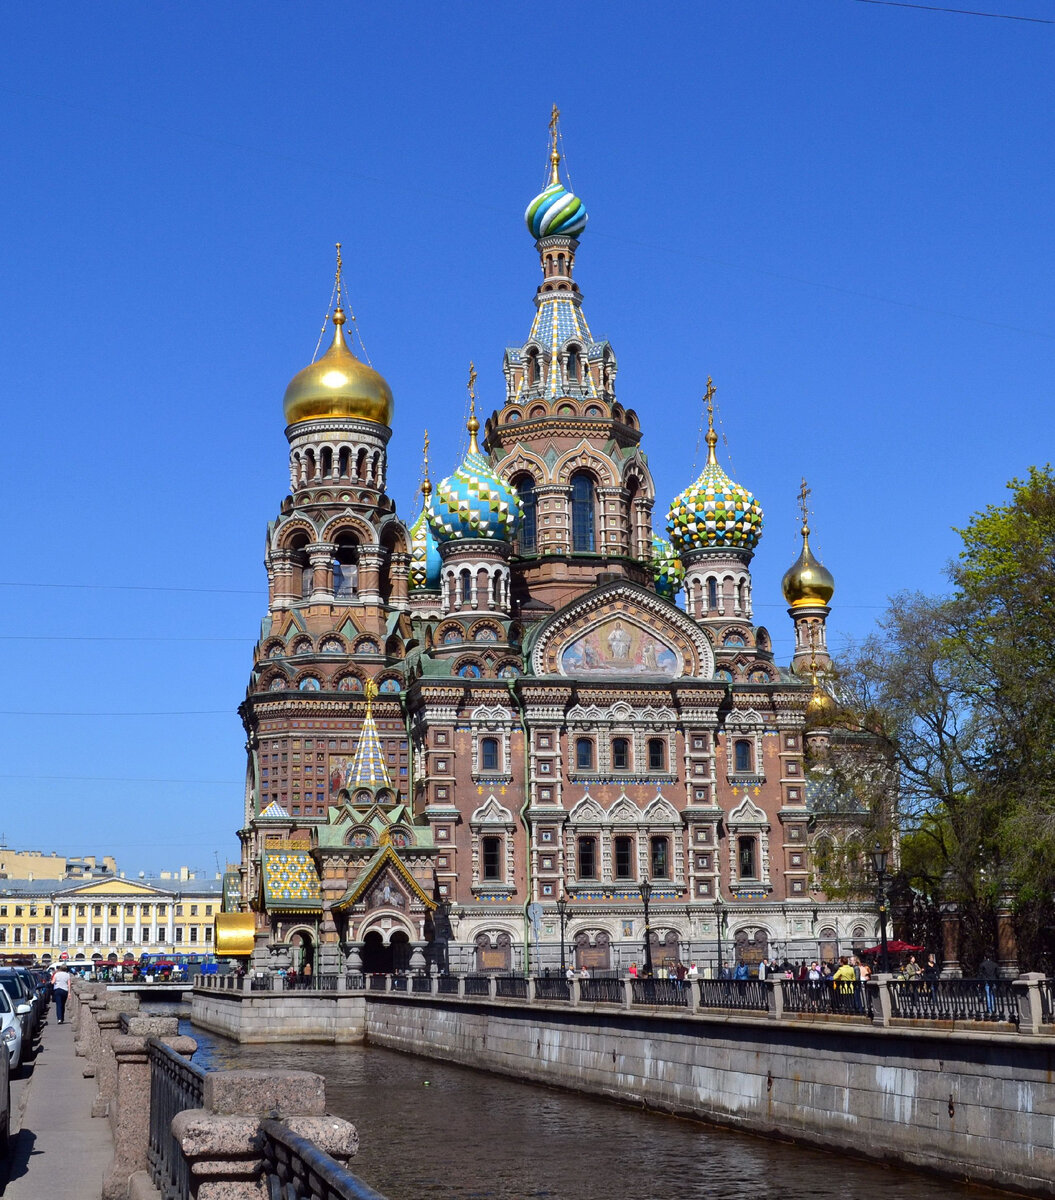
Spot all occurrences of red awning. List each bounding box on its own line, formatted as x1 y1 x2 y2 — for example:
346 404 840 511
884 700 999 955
862 940 924 954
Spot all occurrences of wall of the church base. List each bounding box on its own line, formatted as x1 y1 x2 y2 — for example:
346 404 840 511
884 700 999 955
364 997 1055 1198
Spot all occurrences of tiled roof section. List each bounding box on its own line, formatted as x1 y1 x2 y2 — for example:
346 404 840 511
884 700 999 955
806 773 866 815
347 706 392 791
525 295 599 401
259 800 290 819
261 850 322 911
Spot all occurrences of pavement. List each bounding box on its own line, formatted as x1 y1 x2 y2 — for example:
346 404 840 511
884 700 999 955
2 1008 113 1198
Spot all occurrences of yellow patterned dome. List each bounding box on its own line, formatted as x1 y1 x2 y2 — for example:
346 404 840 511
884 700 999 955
782 523 835 608
283 308 393 427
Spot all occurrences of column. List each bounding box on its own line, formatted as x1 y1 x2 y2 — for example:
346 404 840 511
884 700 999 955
307 542 335 601
357 545 384 604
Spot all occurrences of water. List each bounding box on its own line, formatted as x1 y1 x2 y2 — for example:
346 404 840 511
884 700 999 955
187 1025 994 1200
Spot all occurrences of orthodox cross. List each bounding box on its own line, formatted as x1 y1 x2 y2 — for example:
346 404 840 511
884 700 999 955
798 477 811 531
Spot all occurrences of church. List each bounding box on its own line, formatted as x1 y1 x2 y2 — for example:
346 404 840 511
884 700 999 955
226 116 871 977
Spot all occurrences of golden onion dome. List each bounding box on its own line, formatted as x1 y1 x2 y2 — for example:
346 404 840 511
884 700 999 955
283 307 393 427
806 682 837 726
782 522 835 608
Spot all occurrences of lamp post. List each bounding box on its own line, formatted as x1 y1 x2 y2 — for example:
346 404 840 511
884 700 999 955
556 894 568 975
869 842 890 975
714 897 724 979
436 898 452 976
640 878 655 979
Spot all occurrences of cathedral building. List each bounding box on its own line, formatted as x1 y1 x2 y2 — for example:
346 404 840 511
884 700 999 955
229 120 871 977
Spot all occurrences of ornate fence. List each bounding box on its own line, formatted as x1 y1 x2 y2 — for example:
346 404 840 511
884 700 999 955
148 1039 207 1200
463 974 491 997
631 978 688 1007
260 1119 388 1200
697 978 768 1011
889 978 1018 1025
496 975 528 999
783 980 873 1018
579 976 625 1005
534 976 571 1001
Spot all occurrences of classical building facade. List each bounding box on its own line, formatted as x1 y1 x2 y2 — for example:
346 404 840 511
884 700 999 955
231 123 871 977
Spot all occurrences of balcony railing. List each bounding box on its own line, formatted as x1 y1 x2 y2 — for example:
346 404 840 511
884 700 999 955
496 975 528 999
1040 979 1053 1024
579 976 625 1005
533 976 571 1002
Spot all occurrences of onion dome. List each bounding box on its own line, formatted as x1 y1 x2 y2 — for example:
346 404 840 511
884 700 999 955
651 535 684 601
409 441 442 589
283 306 394 427
427 383 521 543
806 682 837 726
667 384 763 554
525 109 588 240
782 518 835 608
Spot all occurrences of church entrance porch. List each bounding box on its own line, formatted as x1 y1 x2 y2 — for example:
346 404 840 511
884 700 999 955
359 928 412 975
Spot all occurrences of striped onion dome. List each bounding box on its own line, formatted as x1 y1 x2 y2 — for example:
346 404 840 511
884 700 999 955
525 180 588 240
651 535 684 601
409 507 441 590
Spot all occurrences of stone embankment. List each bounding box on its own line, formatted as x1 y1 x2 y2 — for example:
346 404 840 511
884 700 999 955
191 972 1055 1198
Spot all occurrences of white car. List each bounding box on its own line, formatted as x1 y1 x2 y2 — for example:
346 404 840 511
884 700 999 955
0 986 26 1073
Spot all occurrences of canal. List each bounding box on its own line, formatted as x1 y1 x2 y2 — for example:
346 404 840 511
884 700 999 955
188 1024 994 1200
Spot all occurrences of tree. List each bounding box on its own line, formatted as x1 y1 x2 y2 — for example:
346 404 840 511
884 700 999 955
829 466 1055 970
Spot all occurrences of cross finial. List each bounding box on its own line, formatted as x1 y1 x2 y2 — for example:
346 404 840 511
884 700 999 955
365 678 378 707
332 242 346 326
467 361 480 453
704 376 718 463
421 429 432 500
798 476 811 536
548 103 561 185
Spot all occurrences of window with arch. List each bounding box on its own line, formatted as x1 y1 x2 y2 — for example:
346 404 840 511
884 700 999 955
481 836 503 882
647 738 666 772
649 836 670 879
614 835 634 880
575 738 595 771
577 835 597 880
570 472 596 553
288 534 312 599
459 568 472 608
515 476 537 553
480 737 500 772
333 533 359 599
738 836 758 880
566 344 580 383
612 737 630 770
707 578 718 610
526 349 539 386
734 739 753 773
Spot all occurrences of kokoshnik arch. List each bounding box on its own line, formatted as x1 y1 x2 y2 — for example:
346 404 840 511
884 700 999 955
225 113 871 978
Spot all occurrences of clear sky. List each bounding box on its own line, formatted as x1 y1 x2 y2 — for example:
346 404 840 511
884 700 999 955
0 2 1051 876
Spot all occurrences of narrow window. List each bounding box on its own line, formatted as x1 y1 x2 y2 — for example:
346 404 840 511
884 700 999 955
614 836 634 880
734 739 752 773
650 836 670 879
482 836 502 881
707 578 718 610
647 738 665 771
516 476 537 553
333 534 359 600
578 836 597 879
612 737 630 770
570 473 596 553
481 737 499 772
460 568 472 607
738 836 758 880
566 345 580 383
575 738 594 771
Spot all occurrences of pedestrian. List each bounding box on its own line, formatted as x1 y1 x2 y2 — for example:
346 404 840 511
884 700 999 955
734 961 749 981
758 957 768 981
687 961 699 982
902 955 921 981
921 953 940 981
52 963 72 1024
628 961 638 978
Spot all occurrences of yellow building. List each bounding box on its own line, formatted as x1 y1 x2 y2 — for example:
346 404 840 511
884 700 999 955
0 848 116 881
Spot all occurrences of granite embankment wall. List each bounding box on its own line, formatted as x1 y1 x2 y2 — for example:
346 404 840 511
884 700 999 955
192 990 1055 1196
192 989 366 1043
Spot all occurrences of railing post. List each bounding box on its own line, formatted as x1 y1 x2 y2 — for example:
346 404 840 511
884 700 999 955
431 976 439 996
869 974 893 1027
623 979 633 1010
488 976 498 1002
92 993 142 1118
767 978 784 1021
384 974 393 993
526 976 536 1004
1013 973 1044 1035
457 974 466 999
569 978 581 1008
687 979 700 1015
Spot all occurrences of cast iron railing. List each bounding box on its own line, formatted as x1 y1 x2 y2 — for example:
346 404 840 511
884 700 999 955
260 1118 388 1200
148 1039 207 1200
495 975 528 999
783 979 872 1018
390 975 409 992
463 974 490 997
580 976 624 1005
1040 979 1053 1024
345 972 365 990
696 978 768 1011
889 978 1018 1025
411 975 432 994
631 978 688 1007
436 975 459 995
533 976 571 1001
367 975 387 992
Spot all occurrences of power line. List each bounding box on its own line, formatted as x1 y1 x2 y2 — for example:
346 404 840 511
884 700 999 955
0 581 258 596
0 635 251 644
0 710 232 718
854 0 1053 22
0 774 240 786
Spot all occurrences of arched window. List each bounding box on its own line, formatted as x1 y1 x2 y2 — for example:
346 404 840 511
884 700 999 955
577 836 597 879
575 738 594 771
707 578 718 610
480 737 499 772
650 836 670 879
516 476 537 553
734 739 753 773
738 836 758 880
460 568 472 608
333 534 359 600
614 836 634 880
612 737 630 770
566 344 580 383
526 349 539 386
647 738 666 771
570 472 596 553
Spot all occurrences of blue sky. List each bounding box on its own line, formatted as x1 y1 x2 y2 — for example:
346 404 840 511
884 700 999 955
0 3 1051 875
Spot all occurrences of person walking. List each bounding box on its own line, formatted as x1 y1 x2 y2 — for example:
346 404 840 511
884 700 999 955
51 964 72 1024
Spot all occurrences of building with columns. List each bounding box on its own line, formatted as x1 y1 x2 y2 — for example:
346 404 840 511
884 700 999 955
230 120 872 978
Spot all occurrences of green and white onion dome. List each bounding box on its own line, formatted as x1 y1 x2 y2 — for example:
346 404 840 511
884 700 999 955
651 535 684 601
427 420 521 544
409 508 441 589
525 180 588 240
667 444 763 555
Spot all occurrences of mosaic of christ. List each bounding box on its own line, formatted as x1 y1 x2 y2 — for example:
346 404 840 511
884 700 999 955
560 619 679 677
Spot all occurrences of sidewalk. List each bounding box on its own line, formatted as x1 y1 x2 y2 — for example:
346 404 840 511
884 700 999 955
3 1011 113 1199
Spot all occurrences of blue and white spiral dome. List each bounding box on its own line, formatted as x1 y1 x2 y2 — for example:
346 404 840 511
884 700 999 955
525 180 588 240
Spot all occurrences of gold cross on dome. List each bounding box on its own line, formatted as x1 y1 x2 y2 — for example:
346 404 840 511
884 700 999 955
798 477 811 527
704 376 716 428
467 361 477 403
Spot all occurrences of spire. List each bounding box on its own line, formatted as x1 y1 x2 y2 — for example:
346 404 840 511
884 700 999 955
704 376 718 466
548 103 561 186
421 429 432 502
345 679 392 793
466 362 480 454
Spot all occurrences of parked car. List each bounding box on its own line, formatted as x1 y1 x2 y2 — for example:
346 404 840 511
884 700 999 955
0 972 35 1049
0 1016 9 1159
0 986 25 1073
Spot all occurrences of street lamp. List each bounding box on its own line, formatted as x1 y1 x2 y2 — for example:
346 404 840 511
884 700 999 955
556 894 569 975
640 878 655 979
436 898 452 976
714 897 724 979
869 842 891 975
